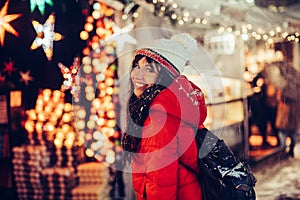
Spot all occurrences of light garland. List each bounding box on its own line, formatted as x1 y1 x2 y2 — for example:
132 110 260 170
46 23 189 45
76 0 122 165
75 43 120 164
122 0 300 43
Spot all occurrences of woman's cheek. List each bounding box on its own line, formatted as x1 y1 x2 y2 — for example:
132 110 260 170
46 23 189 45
144 74 158 85
130 71 135 80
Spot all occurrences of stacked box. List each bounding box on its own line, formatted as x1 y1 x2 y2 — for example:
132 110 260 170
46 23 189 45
71 162 111 200
77 162 110 185
41 167 78 200
12 145 49 200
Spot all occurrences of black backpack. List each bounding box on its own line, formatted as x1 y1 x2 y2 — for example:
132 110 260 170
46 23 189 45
179 128 256 200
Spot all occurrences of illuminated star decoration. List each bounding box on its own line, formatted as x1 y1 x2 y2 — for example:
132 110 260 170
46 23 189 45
30 13 63 61
58 57 81 102
107 22 136 53
19 70 34 86
0 0 22 46
3 60 16 76
30 0 54 15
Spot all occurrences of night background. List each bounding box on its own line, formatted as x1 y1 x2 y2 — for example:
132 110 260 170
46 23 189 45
0 0 89 109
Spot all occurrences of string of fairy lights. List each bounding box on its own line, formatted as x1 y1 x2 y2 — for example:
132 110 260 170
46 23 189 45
74 1 122 164
120 0 300 43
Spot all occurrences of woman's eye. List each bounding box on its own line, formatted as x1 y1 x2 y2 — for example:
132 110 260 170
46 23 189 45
146 67 154 72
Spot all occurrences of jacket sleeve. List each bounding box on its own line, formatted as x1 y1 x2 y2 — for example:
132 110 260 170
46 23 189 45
138 107 181 200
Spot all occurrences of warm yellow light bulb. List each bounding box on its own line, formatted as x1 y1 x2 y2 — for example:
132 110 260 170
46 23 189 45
24 120 35 133
83 65 92 74
84 23 93 32
64 103 72 112
85 148 94 157
80 31 89 40
77 109 86 119
82 56 91 65
62 113 71 122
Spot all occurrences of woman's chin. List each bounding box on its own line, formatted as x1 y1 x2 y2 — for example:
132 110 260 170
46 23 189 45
134 87 147 97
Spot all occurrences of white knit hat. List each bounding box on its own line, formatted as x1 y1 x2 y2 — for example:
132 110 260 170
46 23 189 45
135 33 197 77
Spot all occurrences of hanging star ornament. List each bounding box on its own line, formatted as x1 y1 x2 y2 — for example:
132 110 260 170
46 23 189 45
106 22 136 53
3 60 16 76
19 70 34 86
30 0 54 15
58 57 81 102
30 13 63 61
0 0 22 46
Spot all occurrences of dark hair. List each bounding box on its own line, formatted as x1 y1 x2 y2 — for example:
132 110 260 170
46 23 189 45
121 55 174 164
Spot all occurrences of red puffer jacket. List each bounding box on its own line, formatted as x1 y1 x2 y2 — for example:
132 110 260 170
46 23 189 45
132 75 207 200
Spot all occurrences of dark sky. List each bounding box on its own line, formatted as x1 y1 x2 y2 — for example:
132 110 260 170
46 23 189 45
0 0 88 108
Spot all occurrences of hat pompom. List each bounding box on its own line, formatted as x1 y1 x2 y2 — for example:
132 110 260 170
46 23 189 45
171 33 197 57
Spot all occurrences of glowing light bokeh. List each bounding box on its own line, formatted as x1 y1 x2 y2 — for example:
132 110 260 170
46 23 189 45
74 2 122 164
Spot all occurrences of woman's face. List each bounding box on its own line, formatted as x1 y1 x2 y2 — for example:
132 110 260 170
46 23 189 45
131 56 161 97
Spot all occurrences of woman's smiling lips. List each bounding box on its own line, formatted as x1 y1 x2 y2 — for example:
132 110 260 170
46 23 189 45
134 81 147 88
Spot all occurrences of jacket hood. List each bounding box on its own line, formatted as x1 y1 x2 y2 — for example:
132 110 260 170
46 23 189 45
150 75 207 128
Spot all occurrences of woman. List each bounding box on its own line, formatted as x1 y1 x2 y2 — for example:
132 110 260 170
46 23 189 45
122 33 207 199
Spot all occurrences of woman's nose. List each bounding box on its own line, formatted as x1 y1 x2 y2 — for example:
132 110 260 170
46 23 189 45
135 68 144 78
